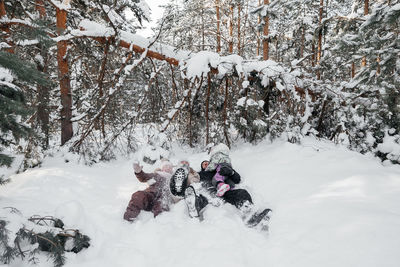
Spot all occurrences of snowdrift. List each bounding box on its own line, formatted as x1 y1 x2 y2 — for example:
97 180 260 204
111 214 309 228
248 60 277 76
1 138 400 267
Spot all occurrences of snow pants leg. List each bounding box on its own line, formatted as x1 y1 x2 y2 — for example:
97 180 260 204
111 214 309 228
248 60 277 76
151 199 165 217
123 191 156 222
222 189 253 209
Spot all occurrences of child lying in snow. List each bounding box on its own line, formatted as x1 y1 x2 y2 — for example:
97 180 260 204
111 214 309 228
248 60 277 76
205 143 241 197
124 159 177 222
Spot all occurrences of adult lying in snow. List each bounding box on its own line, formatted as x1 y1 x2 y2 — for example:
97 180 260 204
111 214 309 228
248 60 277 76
123 160 178 222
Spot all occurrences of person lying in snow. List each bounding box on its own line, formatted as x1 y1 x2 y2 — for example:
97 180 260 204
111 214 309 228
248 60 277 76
123 159 180 222
169 160 201 197
171 143 272 229
205 143 241 197
170 160 209 218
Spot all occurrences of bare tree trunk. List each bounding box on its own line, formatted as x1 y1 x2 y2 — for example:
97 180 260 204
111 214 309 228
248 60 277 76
377 56 381 75
361 0 368 67
206 73 211 145
0 0 14 53
312 43 316 67
263 0 269 60
364 0 369 15
170 64 178 103
300 25 305 58
317 0 324 79
223 78 231 148
351 62 355 78
56 7 73 145
0 0 6 16
35 0 46 17
216 0 221 53
229 4 234 54
201 5 205 51
237 3 241 55
188 88 193 147
257 0 261 57
96 38 110 137
35 0 50 149
241 0 249 56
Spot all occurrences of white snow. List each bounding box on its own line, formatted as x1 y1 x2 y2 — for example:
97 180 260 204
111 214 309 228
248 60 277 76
185 51 220 79
0 67 13 83
1 138 400 267
48 0 71 10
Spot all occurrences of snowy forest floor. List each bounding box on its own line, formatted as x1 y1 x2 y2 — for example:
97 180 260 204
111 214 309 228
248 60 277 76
1 138 400 267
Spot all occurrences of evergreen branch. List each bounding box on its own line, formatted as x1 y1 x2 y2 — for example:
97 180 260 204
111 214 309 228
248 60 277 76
0 52 51 86
0 175 10 185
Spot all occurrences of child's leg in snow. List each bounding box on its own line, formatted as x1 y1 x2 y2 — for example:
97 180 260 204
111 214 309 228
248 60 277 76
222 189 253 208
123 191 155 221
151 200 165 217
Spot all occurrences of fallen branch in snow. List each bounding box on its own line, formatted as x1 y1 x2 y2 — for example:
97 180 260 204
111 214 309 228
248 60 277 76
0 210 90 267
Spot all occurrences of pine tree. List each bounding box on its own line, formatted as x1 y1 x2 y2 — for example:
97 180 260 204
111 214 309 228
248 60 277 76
332 1 400 160
0 52 49 168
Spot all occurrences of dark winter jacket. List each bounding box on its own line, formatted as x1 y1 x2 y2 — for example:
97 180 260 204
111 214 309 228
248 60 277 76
198 168 250 208
199 164 241 191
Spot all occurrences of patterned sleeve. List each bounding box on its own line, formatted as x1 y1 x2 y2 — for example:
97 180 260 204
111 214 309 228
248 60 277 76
188 168 200 184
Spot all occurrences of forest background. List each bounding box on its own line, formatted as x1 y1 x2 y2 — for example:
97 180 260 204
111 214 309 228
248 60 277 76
0 0 399 175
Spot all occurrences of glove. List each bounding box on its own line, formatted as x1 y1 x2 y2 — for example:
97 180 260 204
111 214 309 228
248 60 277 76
133 162 142 173
219 165 234 176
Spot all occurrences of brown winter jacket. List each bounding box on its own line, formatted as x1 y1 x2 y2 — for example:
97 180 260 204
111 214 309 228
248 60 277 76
124 167 200 221
124 169 176 221
136 170 183 204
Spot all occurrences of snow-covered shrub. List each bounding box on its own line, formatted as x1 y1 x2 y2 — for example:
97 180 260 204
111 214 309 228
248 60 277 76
232 97 269 143
377 129 400 164
0 208 90 267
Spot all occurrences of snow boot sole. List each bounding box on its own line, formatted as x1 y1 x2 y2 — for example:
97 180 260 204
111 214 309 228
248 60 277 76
246 208 272 230
170 167 188 196
184 186 208 220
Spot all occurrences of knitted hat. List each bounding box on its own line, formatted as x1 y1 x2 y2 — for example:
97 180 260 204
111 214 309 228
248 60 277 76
209 143 229 157
160 159 173 174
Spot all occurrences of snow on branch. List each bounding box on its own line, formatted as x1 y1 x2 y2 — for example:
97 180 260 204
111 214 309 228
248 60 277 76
53 19 184 66
47 0 71 10
182 50 296 89
0 18 33 27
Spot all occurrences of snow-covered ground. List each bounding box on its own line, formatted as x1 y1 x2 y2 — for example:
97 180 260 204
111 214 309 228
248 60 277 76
1 138 400 267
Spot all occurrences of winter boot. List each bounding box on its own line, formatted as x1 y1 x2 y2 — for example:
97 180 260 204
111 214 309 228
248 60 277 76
170 167 188 196
184 186 208 219
216 182 230 197
246 208 272 230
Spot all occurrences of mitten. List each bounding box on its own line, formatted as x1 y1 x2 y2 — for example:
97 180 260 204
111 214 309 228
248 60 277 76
219 164 234 176
133 162 143 173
